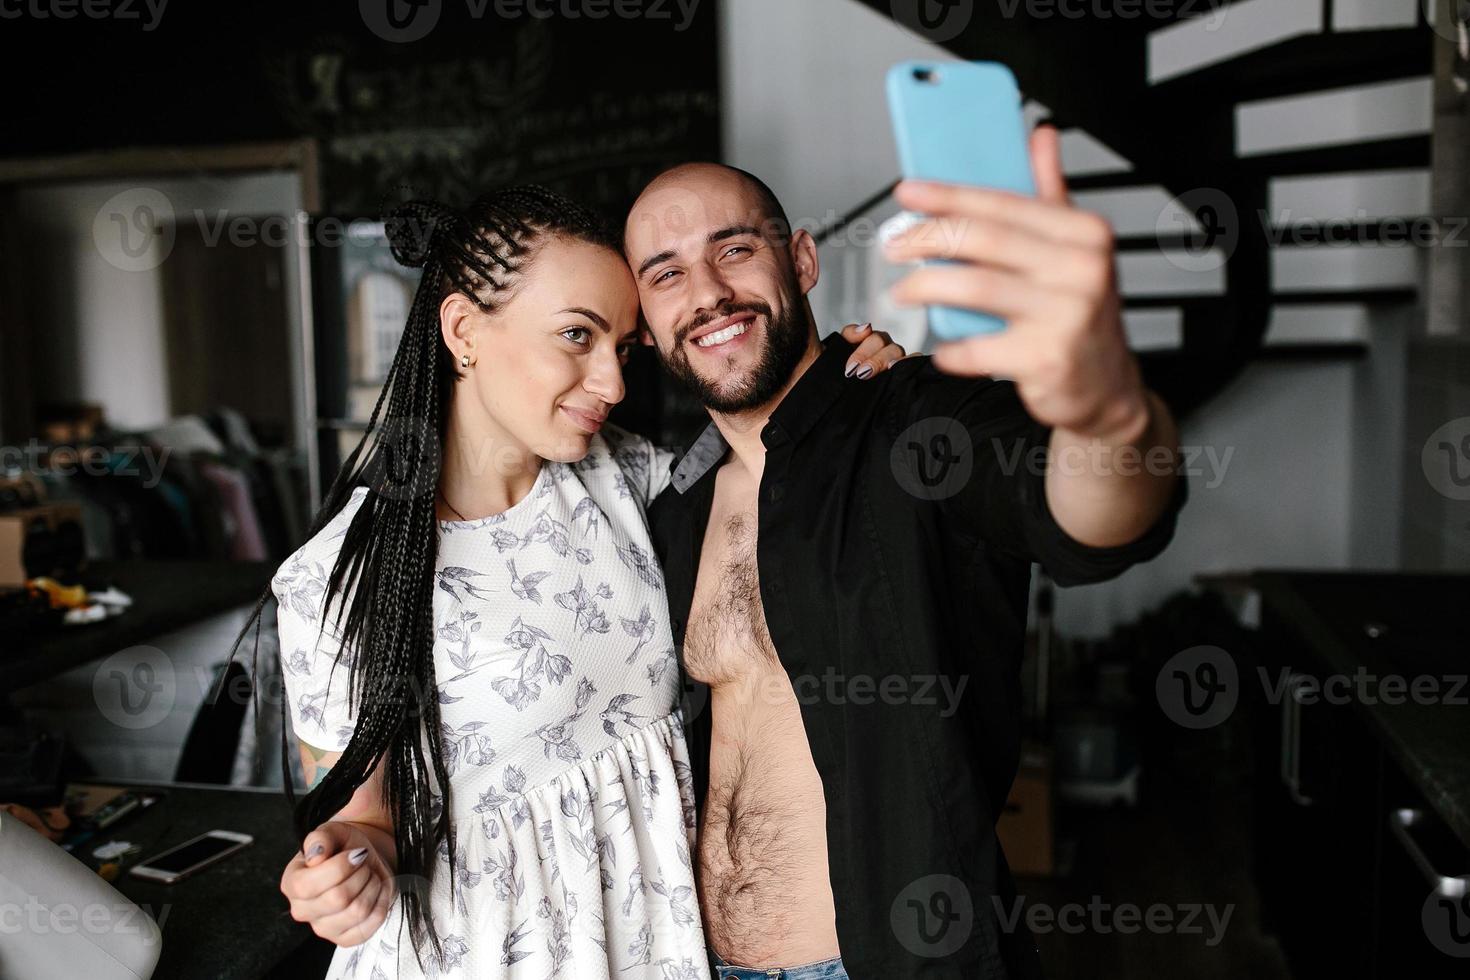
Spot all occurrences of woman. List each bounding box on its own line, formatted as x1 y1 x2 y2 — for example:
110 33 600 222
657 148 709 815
233 186 906 979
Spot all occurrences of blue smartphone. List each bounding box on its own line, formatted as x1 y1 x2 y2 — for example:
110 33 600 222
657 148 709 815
886 60 1036 339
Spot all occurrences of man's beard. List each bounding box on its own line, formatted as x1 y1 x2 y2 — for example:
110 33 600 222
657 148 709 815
659 294 809 414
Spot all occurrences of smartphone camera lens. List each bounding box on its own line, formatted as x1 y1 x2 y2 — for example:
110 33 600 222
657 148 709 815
913 67 937 83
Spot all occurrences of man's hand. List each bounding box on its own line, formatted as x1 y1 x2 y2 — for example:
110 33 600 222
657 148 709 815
884 124 1149 446
884 125 1182 549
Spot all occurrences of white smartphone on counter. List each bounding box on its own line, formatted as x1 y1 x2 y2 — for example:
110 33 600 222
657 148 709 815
128 829 253 884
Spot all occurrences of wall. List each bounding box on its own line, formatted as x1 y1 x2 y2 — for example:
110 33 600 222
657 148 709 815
721 0 952 233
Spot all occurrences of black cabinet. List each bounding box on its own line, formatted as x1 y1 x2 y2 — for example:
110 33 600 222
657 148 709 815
1377 766 1470 976
1250 630 1384 977
1249 574 1470 979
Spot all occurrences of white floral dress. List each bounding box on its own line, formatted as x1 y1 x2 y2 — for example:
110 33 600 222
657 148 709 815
272 424 708 980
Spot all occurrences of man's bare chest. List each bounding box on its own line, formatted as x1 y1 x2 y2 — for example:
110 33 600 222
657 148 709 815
683 478 781 685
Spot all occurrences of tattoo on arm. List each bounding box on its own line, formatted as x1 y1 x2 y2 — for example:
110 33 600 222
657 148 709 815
303 744 334 790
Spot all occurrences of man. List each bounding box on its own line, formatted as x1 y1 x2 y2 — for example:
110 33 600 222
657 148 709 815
624 125 1187 979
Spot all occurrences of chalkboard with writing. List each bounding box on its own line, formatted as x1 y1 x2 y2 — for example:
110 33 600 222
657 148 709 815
4 2 721 216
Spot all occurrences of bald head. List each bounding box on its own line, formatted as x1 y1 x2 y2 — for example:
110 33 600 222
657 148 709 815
621 161 822 415
625 163 791 261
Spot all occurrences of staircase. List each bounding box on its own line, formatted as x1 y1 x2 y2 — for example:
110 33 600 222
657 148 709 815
842 0 1437 415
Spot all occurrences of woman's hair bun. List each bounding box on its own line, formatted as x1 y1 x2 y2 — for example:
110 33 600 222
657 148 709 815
383 200 461 269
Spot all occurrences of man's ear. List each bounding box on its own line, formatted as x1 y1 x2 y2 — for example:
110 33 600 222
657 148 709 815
789 228 820 295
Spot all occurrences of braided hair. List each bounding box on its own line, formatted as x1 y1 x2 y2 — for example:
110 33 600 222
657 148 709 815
225 185 620 972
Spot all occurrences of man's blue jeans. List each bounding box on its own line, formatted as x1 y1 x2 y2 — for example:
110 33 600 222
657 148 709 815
709 949 850 979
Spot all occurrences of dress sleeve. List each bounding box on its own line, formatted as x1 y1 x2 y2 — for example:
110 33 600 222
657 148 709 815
604 423 678 507
647 444 678 501
271 493 369 752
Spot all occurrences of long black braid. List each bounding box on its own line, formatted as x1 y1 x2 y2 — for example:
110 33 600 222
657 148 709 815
222 184 620 972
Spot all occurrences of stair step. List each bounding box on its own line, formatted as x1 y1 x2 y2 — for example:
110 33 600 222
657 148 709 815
1237 76 1432 157
1148 0 1322 85
1264 302 1373 346
1333 0 1420 31
1272 240 1424 292
1148 24 1429 101
1268 168 1431 224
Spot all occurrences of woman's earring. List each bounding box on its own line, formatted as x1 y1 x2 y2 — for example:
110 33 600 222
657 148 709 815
460 353 471 368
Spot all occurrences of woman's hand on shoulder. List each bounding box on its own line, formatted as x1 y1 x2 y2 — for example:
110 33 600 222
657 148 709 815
837 322 919 380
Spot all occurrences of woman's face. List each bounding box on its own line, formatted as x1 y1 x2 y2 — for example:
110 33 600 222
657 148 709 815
445 236 641 465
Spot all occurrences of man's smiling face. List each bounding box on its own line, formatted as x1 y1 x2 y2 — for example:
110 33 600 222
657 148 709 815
624 164 819 413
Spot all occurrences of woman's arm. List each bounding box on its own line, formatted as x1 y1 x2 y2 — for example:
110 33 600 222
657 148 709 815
299 741 398 874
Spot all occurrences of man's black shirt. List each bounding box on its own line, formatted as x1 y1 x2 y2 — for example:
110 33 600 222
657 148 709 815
648 332 1187 978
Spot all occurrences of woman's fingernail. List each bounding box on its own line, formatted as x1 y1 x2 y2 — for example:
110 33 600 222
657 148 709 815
306 843 324 860
348 847 369 866
856 365 874 379
860 322 873 332
845 362 859 377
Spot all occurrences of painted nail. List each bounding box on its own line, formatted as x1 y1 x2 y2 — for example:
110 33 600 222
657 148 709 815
348 847 369 866
856 365 874 379
306 843 324 860
860 322 873 331
845 362 859 377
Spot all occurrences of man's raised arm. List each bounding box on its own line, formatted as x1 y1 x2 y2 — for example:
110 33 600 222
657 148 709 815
885 124 1182 550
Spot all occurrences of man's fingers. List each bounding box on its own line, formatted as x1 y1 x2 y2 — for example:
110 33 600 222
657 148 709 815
1029 124 1071 207
893 179 1109 249
890 264 1076 321
885 218 1107 290
929 328 1040 379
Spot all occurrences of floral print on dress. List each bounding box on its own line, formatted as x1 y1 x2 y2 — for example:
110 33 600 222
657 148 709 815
271 424 707 979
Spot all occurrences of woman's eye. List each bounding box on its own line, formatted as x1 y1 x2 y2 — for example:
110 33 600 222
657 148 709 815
617 345 635 360
561 327 591 345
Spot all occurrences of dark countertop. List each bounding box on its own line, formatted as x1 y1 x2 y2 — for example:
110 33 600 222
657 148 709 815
72 778 319 980
3 559 275 691
1245 570 1470 849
